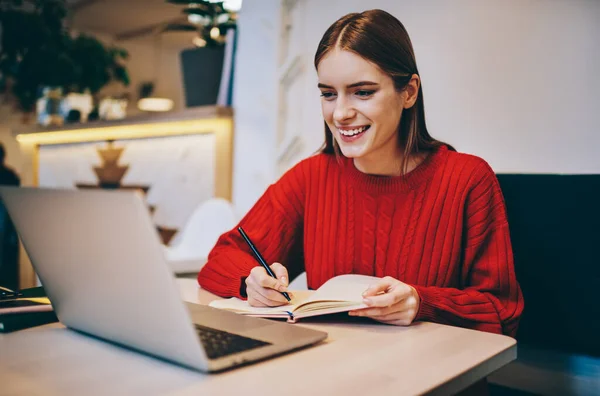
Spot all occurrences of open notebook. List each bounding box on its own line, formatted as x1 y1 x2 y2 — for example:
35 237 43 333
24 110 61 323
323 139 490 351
209 274 378 323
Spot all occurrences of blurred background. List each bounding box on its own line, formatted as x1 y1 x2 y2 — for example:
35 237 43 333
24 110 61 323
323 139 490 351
0 1 599 394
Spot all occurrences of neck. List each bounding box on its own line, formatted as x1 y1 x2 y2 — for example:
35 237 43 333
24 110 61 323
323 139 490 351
354 139 413 176
353 145 429 177
353 133 401 176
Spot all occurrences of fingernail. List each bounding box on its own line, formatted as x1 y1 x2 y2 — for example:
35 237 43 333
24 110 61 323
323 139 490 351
281 276 288 286
363 298 372 305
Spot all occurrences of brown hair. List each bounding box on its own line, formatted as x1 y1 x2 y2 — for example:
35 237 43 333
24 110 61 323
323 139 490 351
315 9 454 174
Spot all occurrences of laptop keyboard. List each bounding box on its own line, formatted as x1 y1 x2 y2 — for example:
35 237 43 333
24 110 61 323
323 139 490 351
194 324 271 360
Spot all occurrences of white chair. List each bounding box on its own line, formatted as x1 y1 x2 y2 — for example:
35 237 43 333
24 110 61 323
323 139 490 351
164 198 237 275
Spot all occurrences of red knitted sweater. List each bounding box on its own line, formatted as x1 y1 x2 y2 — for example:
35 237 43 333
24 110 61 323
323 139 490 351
198 145 524 336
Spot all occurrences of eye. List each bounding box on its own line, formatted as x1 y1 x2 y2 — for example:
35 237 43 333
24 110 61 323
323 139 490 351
355 90 375 98
320 91 337 101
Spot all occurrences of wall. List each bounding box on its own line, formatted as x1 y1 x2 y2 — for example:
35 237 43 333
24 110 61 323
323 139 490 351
231 0 600 214
111 36 187 117
79 29 188 118
229 0 281 217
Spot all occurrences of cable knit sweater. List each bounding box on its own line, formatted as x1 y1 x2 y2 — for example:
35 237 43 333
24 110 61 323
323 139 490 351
198 145 524 336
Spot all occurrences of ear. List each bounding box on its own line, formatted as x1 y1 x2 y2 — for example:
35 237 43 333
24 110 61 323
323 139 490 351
403 74 420 109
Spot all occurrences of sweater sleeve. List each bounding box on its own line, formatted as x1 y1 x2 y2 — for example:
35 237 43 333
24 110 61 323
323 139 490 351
197 161 307 299
413 161 524 336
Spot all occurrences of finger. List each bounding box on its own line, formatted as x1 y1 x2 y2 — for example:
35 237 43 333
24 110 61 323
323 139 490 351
364 280 414 307
247 294 268 307
371 310 416 326
247 285 270 307
364 288 410 307
250 266 286 292
248 291 273 307
349 308 415 326
270 262 289 287
247 285 287 306
253 283 289 304
349 304 399 318
258 273 287 292
246 277 289 305
362 276 396 297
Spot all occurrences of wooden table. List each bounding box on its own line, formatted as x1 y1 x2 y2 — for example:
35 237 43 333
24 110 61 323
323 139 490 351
0 279 516 396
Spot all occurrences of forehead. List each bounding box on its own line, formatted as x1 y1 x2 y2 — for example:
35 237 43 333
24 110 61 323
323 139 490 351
317 49 384 84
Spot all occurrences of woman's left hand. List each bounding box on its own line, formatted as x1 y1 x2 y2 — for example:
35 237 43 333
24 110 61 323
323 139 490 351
348 276 421 326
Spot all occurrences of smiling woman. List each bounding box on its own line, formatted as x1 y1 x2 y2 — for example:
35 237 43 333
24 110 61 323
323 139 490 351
198 9 524 345
317 51 410 173
315 10 454 177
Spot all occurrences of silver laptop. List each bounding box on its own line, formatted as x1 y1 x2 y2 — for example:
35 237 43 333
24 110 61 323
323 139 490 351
0 186 327 372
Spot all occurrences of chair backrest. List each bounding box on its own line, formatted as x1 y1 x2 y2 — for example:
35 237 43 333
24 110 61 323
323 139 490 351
167 198 237 260
497 174 600 357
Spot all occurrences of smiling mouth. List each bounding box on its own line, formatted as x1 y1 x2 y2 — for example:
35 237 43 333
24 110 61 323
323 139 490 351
337 125 371 137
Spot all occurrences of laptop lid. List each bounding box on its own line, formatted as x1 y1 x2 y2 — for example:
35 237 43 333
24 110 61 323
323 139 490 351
0 187 211 371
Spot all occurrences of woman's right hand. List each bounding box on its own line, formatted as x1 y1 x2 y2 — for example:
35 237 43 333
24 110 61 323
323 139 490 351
245 262 290 307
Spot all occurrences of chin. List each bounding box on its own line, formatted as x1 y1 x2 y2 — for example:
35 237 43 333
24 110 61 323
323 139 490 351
335 142 368 159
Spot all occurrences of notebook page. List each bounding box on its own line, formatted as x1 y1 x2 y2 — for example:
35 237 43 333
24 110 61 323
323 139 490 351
303 274 379 304
208 290 314 314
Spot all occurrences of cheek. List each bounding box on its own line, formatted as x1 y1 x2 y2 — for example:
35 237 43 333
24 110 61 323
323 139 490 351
321 101 335 121
369 97 402 128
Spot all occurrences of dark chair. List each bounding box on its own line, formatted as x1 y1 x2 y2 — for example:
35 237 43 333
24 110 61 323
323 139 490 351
488 174 600 395
496 174 600 357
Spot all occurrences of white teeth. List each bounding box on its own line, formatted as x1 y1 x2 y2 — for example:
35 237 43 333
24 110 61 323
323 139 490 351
338 126 368 136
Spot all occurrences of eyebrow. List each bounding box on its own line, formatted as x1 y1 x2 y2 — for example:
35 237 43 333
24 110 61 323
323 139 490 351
317 81 379 89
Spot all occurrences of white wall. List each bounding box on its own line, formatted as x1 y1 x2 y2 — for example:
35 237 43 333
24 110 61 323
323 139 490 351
83 29 188 117
232 0 600 213
230 0 281 216
111 36 187 117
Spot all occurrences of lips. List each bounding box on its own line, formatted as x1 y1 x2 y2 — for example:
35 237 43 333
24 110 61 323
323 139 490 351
336 125 371 142
338 125 369 136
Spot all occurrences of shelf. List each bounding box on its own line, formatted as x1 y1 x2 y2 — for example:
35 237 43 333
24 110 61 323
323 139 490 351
13 106 234 145
14 105 233 135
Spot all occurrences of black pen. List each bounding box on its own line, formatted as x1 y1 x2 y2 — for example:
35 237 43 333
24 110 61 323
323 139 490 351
237 226 291 302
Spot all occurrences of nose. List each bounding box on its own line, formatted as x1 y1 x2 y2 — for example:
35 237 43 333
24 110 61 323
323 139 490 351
333 97 356 123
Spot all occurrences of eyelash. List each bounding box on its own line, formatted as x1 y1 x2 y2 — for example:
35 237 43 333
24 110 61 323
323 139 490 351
319 90 375 100
356 90 375 97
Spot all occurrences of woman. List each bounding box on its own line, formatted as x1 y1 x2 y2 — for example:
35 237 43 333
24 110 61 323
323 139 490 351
198 9 523 336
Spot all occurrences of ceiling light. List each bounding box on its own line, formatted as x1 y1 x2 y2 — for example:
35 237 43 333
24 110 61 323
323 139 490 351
215 13 230 24
193 36 207 47
188 14 210 25
205 0 242 12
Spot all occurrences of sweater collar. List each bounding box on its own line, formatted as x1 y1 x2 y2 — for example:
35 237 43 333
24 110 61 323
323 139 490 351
341 145 449 194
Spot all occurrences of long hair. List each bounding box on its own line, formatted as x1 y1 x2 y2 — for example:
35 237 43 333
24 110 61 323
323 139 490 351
315 9 454 174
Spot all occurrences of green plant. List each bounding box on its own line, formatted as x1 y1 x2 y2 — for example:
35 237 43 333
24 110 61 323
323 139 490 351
0 0 130 113
67 34 130 95
166 0 237 47
0 0 71 112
